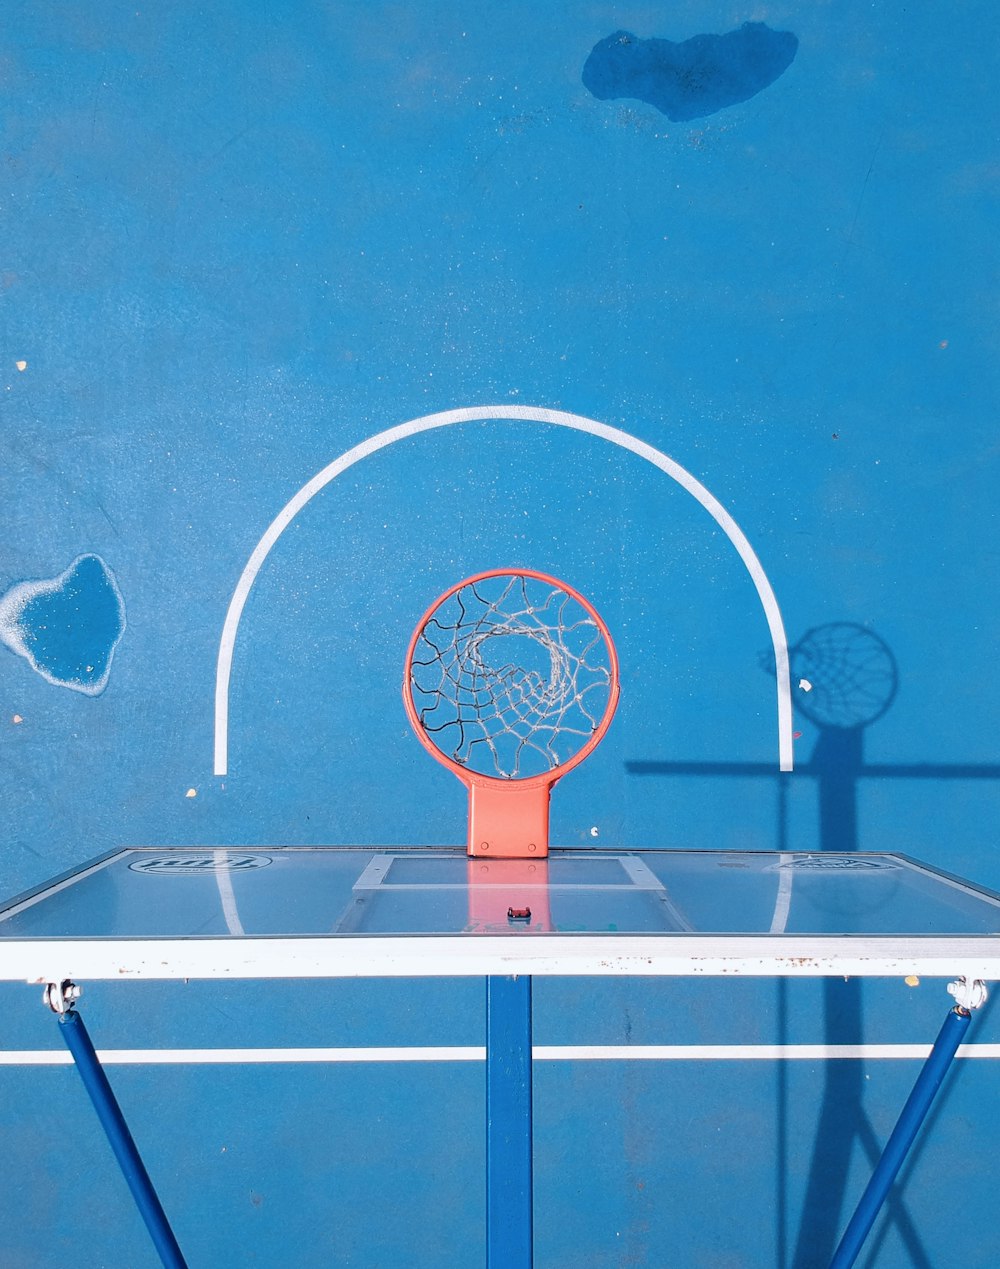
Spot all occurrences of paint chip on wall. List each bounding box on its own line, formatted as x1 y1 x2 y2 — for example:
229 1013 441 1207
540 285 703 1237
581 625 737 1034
0 554 126 696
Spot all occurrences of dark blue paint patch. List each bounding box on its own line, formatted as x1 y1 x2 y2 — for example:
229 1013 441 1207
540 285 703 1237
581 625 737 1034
582 22 798 122
0 554 126 696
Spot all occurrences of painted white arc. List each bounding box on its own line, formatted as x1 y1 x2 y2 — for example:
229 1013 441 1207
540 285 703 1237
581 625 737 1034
214 406 793 775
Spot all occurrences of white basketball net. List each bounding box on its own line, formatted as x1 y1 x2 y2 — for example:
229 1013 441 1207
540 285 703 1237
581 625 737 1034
408 574 615 779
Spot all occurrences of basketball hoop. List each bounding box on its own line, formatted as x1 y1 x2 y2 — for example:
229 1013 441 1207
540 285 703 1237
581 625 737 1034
403 569 620 858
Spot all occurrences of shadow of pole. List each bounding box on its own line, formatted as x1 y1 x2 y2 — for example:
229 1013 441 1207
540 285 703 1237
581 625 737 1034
791 725 937 1269
625 623 1000 1269
793 726 867 1267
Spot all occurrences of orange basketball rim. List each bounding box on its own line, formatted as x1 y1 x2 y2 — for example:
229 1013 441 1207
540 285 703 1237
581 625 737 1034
402 569 620 858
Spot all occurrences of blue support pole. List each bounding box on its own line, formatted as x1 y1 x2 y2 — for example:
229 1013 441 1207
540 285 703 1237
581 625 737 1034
57 1007 188 1269
486 975 533 1269
829 1004 972 1269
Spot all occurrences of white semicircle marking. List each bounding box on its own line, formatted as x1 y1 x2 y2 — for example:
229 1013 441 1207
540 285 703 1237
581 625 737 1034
213 406 793 775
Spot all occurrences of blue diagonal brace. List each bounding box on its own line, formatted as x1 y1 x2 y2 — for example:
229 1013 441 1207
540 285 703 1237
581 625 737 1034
829 995 977 1269
56 1003 188 1269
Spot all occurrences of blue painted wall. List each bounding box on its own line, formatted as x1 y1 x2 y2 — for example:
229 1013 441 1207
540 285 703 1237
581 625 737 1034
2 4 998 1265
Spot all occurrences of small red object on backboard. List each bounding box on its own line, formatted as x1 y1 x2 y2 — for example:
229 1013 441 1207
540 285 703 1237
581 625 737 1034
403 569 620 858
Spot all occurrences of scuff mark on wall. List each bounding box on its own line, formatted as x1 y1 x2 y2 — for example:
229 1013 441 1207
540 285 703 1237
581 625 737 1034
583 22 798 122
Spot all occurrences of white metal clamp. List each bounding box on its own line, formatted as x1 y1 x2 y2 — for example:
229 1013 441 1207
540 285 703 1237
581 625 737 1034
43 980 81 1015
947 976 989 1012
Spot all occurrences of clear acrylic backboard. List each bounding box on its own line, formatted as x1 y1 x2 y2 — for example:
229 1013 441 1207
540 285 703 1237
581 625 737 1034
1 846 999 983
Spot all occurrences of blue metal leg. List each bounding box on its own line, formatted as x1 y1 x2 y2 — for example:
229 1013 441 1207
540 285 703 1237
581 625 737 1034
486 974 533 1269
829 1003 973 1269
56 1004 188 1269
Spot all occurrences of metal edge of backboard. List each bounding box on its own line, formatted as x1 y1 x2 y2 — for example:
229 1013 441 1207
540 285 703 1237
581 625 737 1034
1 934 998 984
891 853 1000 906
7 845 994 898
0 848 134 923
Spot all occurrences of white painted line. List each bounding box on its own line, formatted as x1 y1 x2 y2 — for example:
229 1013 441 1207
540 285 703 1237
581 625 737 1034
535 1044 1000 1061
213 406 793 775
0 1047 486 1065
769 853 794 934
213 848 245 935
3 1044 1000 1066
